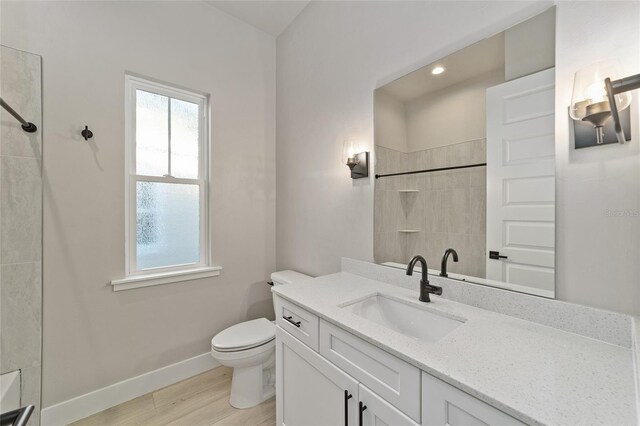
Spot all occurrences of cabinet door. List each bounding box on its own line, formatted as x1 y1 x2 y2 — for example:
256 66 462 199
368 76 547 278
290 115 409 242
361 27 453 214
276 326 359 426
422 373 524 426
359 384 419 426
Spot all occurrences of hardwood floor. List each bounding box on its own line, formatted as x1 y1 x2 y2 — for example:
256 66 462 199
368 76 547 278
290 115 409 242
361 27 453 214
71 367 275 426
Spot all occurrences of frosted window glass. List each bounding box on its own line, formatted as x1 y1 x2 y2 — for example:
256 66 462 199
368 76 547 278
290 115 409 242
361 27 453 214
171 98 200 179
136 181 200 270
136 90 168 176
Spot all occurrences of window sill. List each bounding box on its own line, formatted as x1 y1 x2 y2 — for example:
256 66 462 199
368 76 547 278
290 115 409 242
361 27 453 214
111 266 222 292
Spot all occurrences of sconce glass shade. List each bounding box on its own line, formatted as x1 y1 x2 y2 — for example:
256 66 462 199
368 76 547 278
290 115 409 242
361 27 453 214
570 61 631 123
343 139 359 167
342 139 369 179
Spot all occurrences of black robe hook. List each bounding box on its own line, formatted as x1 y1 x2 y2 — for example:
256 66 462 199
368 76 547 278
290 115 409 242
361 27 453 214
81 125 93 141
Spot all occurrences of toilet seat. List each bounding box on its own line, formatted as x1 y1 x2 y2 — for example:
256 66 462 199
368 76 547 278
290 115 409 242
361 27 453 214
211 318 275 352
211 339 275 364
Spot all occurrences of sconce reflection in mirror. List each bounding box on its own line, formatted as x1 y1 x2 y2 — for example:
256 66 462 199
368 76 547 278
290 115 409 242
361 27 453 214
343 139 369 179
570 60 640 148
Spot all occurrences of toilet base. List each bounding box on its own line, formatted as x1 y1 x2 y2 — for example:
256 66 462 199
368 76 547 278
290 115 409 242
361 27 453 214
229 364 275 409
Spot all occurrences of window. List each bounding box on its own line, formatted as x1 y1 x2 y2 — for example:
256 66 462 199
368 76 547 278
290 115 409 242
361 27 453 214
115 75 218 290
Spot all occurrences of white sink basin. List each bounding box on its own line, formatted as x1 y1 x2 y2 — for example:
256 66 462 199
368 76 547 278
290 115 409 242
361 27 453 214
341 294 464 342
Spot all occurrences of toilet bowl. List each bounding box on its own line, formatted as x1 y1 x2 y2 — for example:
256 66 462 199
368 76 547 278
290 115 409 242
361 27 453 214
210 270 311 409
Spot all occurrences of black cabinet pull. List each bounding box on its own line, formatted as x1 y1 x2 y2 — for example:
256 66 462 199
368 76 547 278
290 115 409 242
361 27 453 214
358 401 367 426
489 250 508 260
344 390 352 426
283 315 301 327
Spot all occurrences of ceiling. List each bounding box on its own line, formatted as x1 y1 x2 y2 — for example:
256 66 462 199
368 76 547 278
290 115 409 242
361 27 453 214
206 1 310 37
378 32 505 103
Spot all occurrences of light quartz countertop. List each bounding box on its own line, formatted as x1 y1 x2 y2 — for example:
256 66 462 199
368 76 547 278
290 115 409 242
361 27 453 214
272 272 637 426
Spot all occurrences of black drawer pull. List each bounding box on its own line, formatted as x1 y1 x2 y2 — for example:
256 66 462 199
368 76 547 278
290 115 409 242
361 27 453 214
283 315 301 327
358 401 367 426
344 390 352 426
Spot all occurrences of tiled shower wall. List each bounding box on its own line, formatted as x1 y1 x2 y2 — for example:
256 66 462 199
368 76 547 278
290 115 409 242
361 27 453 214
0 45 43 424
374 139 487 278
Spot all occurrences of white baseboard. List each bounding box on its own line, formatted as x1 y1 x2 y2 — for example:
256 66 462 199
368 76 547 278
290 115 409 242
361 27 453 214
41 352 220 426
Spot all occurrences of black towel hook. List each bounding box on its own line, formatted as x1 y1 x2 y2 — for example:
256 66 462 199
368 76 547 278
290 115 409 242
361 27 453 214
81 125 93 141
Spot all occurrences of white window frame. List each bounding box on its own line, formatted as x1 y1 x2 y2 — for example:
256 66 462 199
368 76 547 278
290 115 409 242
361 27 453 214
112 74 220 291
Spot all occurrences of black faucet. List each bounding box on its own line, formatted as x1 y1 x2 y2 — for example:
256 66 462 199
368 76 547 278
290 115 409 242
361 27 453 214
406 255 442 303
439 248 459 278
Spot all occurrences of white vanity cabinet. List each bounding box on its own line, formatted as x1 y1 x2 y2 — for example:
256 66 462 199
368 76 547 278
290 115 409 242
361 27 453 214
276 327 359 426
275 297 524 426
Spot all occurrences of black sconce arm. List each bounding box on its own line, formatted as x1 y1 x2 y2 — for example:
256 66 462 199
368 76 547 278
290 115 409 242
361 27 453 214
606 73 640 144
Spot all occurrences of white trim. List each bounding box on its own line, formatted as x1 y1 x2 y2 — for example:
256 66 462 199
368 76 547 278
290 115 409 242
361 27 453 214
124 73 211 279
632 317 640 425
111 266 222 291
41 353 220 426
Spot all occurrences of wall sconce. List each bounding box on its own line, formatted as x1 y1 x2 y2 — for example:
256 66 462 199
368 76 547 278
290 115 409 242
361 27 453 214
570 60 639 147
343 139 369 179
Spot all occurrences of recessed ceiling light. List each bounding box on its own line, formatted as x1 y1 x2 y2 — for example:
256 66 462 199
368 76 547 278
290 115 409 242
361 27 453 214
431 66 445 75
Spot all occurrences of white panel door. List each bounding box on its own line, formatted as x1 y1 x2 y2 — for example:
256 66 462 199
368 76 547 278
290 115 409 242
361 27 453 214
359 384 419 426
276 326 359 426
486 67 555 298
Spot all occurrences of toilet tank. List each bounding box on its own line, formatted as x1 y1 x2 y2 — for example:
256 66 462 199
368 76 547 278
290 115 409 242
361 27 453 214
270 270 312 286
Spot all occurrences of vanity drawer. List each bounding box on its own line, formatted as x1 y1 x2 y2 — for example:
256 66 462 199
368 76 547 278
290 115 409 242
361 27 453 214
275 296 319 351
319 319 421 423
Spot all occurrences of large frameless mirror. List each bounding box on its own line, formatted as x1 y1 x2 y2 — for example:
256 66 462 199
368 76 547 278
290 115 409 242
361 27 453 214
374 7 556 298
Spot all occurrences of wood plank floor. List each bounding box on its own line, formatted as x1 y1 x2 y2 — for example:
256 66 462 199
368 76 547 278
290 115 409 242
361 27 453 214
71 367 275 426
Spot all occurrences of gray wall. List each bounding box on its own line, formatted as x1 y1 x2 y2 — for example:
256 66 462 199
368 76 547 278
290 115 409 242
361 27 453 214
0 45 43 424
276 1 640 315
405 72 503 152
505 7 556 81
1 1 276 407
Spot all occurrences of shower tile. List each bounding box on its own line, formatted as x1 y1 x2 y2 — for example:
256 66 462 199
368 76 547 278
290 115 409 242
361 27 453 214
469 186 487 236
426 232 448 266
399 190 420 221
0 46 42 159
0 156 42 264
374 231 403 264
0 261 42 372
463 234 487 278
405 174 425 191
446 169 470 189
430 171 448 190
468 167 487 188
375 147 407 190
447 141 472 166
405 191 424 230
429 146 448 169
424 190 446 233
376 189 402 233
407 149 430 171
400 232 420 263
375 141 488 280
469 139 487 164
445 188 470 234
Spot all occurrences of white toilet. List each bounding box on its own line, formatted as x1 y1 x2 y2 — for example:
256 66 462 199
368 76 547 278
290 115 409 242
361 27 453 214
211 270 311 409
